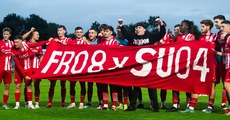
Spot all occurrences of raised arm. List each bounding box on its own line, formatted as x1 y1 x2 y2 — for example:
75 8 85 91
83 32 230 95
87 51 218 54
22 27 35 40
118 19 134 42
149 18 166 43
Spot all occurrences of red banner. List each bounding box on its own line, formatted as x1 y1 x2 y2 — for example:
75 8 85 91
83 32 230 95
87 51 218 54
32 41 215 95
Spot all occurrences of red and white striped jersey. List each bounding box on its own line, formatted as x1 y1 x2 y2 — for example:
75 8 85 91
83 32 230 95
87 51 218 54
159 33 174 44
98 37 119 46
27 41 42 69
199 33 217 49
0 39 14 71
53 37 72 45
71 38 88 45
13 43 33 70
215 31 225 52
176 33 196 42
225 36 230 69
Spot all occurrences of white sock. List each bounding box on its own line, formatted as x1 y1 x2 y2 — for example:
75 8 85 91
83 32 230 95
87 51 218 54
16 102 20 107
28 101 33 106
173 104 178 108
189 106 194 110
103 104 108 108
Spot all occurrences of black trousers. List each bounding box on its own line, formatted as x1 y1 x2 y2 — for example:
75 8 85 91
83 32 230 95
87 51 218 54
129 87 158 109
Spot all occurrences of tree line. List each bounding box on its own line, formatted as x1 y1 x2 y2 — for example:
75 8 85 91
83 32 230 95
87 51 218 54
0 13 201 41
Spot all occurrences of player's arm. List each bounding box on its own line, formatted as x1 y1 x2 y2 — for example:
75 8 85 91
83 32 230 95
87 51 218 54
149 18 166 42
22 27 35 40
118 19 133 41
28 40 50 48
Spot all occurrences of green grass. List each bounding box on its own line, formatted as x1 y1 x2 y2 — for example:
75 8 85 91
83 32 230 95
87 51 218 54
0 76 229 120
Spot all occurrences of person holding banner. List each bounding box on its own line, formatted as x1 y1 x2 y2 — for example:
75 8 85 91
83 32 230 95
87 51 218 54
12 36 49 109
215 20 230 116
158 22 174 109
118 18 166 112
0 27 14 109
167 20 195 112
213 15 228 110
46 25 72 108
66 26 90 109
22 27 43 108
115 26 131 110
83 28 98 108
180 19 216 113
98 25 120 111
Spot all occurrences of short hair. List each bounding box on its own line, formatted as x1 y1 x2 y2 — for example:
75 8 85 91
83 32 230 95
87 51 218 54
75 26 83 31
181 19 194 32
135 22 147 29
104 25 114 32
200 19 213 29
58 25 66 31
2 27 12 34
213 15 226 20
174 24 180 28
98 24 108 31
89 28 97 33
14 35 23 40
221 20 230 25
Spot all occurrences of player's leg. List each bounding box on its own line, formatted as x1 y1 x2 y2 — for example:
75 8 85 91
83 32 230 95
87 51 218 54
34 79 41 108
2 71 11 109
47 80 56 107
25 80 35 109
67 81 76 108
160 89 167 109
79 82 86 109
60 80 66 107
84 82 93 108
96 83 103 109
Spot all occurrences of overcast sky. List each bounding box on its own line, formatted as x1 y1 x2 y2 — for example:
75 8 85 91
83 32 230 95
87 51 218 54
1 0 229 33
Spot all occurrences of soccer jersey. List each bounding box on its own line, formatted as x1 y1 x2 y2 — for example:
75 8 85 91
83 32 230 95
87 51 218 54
159 33 174 44
199 33 216 49
89 38 98 45
98 36 119 46
71 38 88 45
225 36 230 69
176 33 195 42
26 41 42 69
0 39 14 71
215 31 225 52
0 39 14 83
52 37 72 45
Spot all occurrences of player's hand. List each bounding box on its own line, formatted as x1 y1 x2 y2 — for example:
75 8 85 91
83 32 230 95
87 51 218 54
155 18 163 26
98 33 103 37
30 27 35 32
118 18 123 25
46 37 53 45
25 76 31 80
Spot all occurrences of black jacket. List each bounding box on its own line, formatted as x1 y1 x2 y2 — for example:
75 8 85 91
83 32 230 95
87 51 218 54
120 25 166 46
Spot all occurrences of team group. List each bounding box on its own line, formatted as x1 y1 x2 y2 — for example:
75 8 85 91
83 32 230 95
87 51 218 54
1 15 230 115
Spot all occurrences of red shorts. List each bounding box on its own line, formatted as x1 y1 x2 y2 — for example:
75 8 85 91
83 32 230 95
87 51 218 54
215 62 226 84
14 69 32 84
0 69 12 84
